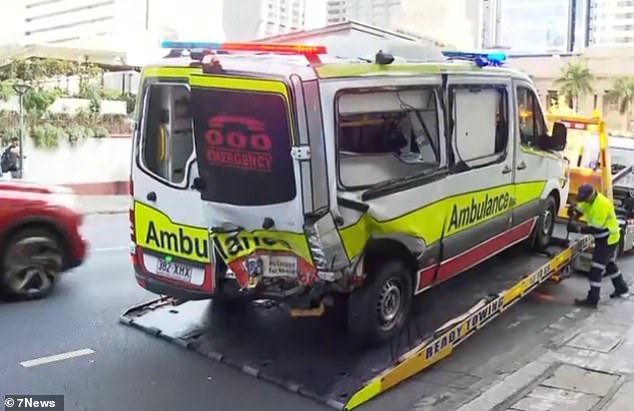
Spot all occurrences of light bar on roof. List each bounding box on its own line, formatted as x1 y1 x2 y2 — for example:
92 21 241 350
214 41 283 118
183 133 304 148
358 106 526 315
442 50 507 67
160 41 327 55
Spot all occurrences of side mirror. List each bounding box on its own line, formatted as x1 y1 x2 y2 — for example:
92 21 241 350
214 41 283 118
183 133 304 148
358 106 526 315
538 121 567 151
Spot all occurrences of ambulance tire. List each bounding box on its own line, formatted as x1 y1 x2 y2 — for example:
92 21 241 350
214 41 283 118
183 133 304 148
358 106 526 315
531 195 557 251
347 260 413 347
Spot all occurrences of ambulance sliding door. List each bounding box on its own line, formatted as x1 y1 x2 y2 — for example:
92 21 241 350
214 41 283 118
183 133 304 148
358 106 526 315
436 77 515 284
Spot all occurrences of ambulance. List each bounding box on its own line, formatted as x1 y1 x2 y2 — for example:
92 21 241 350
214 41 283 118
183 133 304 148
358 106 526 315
129 43 568 346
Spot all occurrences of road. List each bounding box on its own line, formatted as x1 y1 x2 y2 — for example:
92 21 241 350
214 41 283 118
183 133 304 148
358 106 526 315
0 214 624 411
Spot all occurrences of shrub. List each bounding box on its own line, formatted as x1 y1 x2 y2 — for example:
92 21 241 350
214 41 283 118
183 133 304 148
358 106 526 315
30 124 67 149
66 125 89 146
92 126 109 138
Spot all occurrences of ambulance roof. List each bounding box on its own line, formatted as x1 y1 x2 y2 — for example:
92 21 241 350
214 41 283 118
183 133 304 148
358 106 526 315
141 50 533 83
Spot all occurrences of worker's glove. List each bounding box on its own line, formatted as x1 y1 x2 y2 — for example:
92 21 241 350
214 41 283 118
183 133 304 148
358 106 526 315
566 205 574 217
567 221 580 233
567 205 581 220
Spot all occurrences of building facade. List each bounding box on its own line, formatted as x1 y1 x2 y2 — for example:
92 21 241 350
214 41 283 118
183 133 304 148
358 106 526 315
507 47 634 132
589 0 634 46
326 0 476 48
223 0 306 41
500 0 575 53
22 0 149 45
479 0 591 53
326 0 402 28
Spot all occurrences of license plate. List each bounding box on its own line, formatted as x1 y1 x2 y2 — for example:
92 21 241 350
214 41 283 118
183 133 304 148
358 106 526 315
262 255 298 278
155 259 193 283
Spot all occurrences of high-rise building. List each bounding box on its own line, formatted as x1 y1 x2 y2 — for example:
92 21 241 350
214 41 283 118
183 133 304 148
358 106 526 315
588 0 634 46
22 0 151 46
223 0 306 41
326 0 476 48
499 0 574 53
326 0 402 28
479 0 589 53
479 0 502 49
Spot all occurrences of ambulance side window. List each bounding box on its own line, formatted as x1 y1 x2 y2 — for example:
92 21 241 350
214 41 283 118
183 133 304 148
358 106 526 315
516 86 546 147
336 87 442 189
140 84 193 185
451 85 509 169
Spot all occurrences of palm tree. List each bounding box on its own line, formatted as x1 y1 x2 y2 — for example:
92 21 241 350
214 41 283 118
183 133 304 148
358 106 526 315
554 61 594 112
608 76 634 132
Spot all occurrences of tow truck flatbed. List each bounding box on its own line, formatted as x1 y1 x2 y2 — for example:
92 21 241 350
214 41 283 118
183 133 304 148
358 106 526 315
120 229 592 410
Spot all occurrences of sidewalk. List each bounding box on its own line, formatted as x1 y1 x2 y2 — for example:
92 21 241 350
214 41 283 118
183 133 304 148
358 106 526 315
77 195 129 215
454 292 634 411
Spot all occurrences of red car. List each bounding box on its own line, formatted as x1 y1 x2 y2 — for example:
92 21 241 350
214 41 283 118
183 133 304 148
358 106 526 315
0 181 87 299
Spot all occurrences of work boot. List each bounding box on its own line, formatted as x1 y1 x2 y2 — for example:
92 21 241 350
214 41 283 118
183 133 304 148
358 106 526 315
574 297 598 308
610 279 629 298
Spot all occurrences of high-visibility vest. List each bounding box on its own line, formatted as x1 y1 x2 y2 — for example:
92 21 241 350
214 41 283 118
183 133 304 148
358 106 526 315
576 193 621 245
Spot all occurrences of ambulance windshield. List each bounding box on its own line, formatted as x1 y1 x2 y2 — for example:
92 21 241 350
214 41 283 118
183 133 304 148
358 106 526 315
190 87 296 206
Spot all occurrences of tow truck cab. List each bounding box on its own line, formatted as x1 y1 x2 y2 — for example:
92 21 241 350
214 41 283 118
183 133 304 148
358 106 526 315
130 43 568 345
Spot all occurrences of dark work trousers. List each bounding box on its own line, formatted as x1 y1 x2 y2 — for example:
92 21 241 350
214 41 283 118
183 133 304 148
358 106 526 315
587 239 628 302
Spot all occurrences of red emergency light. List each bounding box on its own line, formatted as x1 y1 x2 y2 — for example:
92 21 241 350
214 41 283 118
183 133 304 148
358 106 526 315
221 42 327 54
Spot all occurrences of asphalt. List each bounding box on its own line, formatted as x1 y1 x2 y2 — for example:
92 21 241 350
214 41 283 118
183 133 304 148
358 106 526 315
0 214 612 411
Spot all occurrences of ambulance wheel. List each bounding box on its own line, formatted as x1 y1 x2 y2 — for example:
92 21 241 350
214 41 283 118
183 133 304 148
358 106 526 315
531 195 557 251
347 260 413 347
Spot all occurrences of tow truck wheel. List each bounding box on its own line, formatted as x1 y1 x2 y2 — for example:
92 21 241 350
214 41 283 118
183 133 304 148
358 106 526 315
531 195 557 251
1 228 63 300
347 260 413 347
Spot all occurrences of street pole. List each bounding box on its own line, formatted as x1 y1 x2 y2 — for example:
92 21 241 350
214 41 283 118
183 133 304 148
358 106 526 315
18 92 24 178
13 83 31 179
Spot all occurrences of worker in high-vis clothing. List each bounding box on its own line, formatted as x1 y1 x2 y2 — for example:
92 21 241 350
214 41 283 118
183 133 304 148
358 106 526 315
567 183 629 307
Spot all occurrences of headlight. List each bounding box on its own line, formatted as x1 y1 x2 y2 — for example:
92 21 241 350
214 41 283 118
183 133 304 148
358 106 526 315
304 224 328 269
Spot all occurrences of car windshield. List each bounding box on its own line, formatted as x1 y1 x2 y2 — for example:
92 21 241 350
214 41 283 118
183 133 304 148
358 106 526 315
610 145 634 188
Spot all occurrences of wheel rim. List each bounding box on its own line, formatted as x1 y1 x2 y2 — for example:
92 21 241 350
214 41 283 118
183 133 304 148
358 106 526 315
3 237 62 297
541 206 554 236
376 278 403 330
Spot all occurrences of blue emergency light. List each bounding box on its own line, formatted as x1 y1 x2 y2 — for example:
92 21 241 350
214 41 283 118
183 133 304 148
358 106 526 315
161 41 222 49
441 51 507 68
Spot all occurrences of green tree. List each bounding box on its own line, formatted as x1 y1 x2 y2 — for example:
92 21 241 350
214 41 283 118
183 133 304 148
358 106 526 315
554 61 594 112
608 76 634 131
0 58 76 84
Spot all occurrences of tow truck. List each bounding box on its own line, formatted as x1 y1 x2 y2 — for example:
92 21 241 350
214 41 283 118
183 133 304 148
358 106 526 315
546 103 634 255
121 44 593 410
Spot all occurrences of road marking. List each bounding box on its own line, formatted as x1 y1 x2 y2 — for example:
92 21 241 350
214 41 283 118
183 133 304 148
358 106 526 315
20 348 95 368
92 246 129 253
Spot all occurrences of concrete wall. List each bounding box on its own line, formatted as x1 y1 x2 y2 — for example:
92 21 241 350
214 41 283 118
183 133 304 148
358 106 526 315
22 136 131 194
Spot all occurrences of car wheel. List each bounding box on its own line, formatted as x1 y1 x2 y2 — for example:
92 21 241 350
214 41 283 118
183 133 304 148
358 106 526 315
1 229 64 300
531 195 557 251
347 260 413 347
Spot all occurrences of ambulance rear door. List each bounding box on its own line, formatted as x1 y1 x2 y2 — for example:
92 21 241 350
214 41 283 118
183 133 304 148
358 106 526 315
188 72 334 286
131 69 212 293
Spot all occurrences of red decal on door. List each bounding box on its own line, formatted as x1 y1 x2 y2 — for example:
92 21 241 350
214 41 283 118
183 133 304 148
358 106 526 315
204 115 273 172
